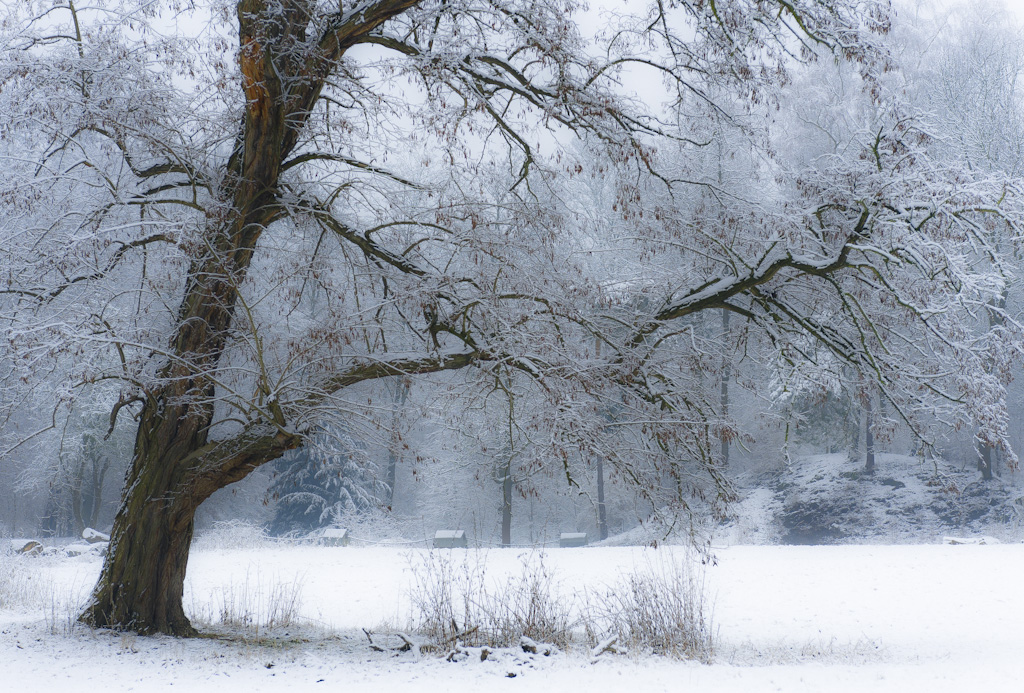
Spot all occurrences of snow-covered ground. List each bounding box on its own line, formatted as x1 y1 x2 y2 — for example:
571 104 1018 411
2 542 1023 692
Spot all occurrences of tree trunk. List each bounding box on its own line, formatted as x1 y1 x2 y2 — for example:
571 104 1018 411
81 0 304 634
500 455 512 547
78 0 455 636
81 449 199 635
81 401 302 634
720 308 730 467
385 377 410 509
41 481 71 537
977 287 1006 482
864 392 875 474
385 438 399 511
88 457 111 529
596 456 608 541
978 443 995 481
71 459 87 536
594 335 609 541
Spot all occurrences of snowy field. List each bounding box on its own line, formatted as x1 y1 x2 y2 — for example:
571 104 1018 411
3 542 1023 692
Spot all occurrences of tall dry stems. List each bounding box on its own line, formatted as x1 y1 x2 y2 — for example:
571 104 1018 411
408 550 575 649
408 549 715 660
588 551 714 661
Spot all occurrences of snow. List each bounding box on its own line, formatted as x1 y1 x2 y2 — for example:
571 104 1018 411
721 453 1024 545
3 543 1024 691
81 528 110 544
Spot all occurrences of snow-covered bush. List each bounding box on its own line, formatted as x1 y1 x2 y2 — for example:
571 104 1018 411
267 428 381 537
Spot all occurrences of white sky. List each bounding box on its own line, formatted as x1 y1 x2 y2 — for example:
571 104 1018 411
948 0 1024 24
1001 0 1024 19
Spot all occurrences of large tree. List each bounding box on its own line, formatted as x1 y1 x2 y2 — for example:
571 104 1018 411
1 0 1019 635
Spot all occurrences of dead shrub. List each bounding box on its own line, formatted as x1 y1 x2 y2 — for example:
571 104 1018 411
588 551 714 661
408 550 575 650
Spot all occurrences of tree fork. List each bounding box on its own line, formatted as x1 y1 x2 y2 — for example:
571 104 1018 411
81 405 303 634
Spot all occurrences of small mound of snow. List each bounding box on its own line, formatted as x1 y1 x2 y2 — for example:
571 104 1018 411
82 528 110 544
943 536 1001 545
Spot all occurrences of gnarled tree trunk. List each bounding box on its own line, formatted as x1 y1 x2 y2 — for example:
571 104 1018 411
82 410 302 634
81 0 420 635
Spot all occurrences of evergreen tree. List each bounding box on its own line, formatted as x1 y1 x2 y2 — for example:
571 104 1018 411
268 429 378 536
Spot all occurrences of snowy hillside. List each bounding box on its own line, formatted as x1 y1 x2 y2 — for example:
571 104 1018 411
719 453 1024 545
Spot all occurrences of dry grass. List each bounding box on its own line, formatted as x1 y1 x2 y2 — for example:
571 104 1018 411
408 550 575 650
408 549 715 660
0 554 52 611
188 569 304 636
586 551 714 661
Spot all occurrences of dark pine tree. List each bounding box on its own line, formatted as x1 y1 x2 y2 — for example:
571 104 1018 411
268 429 378 536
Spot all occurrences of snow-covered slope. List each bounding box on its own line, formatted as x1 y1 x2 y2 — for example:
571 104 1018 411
719 453 1024 545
